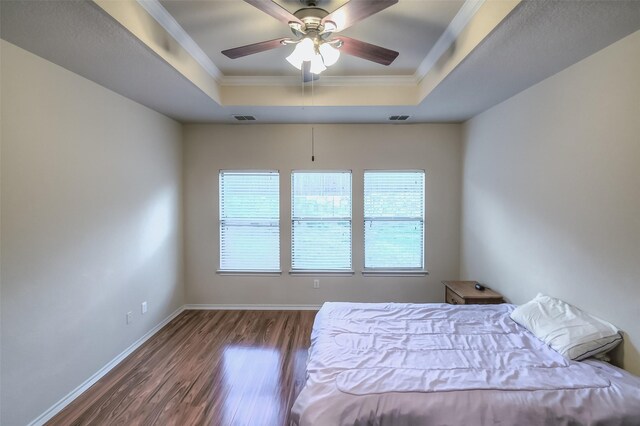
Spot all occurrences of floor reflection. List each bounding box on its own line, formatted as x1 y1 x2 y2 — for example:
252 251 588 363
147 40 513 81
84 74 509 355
222 345 282 425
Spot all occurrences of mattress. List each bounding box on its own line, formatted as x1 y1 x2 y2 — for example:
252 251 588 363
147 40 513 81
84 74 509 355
291 302 640 425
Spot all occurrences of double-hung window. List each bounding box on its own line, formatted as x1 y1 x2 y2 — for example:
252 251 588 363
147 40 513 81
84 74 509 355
219 171 280 272
291 171 352 272
364 170 425 271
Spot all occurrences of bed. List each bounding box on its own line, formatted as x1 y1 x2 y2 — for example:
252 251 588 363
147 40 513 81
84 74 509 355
291 302 640 425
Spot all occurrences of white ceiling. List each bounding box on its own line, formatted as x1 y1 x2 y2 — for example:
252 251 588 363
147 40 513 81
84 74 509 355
1 1 640 123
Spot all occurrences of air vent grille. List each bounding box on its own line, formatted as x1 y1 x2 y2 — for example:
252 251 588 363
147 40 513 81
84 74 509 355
389 115 410 121
233 115 256 121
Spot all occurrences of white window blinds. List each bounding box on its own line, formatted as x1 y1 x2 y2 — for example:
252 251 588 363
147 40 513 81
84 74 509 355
219 171 280 271
364 171 425 270
291 171 352 271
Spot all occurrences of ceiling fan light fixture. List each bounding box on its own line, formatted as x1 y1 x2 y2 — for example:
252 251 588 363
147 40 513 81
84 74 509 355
309 53 327 74
286 37 315 70
285 52 303 70
319 42 340 67
322 20 337 34
223 0 400 81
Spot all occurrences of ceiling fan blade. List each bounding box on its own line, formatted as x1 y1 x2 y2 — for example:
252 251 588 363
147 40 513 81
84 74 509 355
222 38 289 59
303 61 320 83
244 0 303 25
335 36 398 65
322 0 398 32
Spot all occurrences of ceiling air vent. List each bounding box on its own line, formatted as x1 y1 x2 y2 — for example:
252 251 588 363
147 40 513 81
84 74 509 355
233 115 256 121
389 115 410 121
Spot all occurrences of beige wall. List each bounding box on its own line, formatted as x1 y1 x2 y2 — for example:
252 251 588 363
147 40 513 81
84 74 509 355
0 41 184 425
184 124 461 306
461 31 640 374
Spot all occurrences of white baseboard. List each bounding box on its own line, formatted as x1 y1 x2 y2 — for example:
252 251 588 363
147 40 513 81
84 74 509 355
184 303 322 311
28 305 186 426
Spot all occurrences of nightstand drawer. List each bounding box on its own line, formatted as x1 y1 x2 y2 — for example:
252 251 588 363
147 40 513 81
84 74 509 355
446 288 465 305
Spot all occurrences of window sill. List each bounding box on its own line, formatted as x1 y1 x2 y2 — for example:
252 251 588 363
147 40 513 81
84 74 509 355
289 270 355 276
362 270 429 277
217 270 282 276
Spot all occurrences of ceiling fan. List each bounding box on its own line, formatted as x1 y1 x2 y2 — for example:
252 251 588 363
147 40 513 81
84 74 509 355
221 0 399 82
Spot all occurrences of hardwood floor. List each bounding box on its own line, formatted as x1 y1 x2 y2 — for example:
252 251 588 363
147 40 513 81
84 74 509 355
48 310 317 426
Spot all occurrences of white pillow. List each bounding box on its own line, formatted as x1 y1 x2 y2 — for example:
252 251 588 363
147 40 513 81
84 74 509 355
510 293 622 360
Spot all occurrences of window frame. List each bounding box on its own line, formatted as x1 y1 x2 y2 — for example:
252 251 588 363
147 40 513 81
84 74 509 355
290 170 354 275
217 169 282 275
362 169 428 276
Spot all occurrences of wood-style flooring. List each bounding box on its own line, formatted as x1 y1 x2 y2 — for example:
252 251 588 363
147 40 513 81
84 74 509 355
48 310 316 426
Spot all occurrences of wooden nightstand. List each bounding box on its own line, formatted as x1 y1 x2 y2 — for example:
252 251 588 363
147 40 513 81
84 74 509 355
442 281 504 305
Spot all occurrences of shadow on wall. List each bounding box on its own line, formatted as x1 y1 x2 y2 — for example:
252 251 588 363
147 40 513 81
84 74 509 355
138 188 176 264
79 185 180 317
461 147 640 373
128 184 184 308
610 332 638 372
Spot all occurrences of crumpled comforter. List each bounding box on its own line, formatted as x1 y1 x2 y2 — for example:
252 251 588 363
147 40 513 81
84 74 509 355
291 302 640 425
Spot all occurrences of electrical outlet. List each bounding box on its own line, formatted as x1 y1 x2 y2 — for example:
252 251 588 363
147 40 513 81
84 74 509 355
126 311 133 325
141 301 148 314
313 279 320 289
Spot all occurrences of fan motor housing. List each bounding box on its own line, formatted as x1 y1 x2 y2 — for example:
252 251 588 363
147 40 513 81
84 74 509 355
294 7 329 32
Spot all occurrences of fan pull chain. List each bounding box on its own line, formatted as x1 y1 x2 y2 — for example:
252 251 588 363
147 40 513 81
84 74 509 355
312 127 315 162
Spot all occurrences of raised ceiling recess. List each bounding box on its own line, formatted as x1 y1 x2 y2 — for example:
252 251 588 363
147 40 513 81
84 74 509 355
2 0 639 122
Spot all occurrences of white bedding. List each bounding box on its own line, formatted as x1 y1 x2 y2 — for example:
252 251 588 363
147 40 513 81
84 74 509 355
291 302 640 425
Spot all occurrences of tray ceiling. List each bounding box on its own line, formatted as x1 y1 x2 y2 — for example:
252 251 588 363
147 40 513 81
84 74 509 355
2 1 640 123
159 0 465 77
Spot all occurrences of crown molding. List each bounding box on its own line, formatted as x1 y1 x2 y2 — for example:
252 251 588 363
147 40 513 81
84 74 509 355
220 75 418 87
414 0 486 83
136 0 223 82
219 74 418 87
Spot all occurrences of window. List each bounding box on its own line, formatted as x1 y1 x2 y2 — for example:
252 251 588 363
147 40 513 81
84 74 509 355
364 171 425 270
219 171 280 272
291 171 352 271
